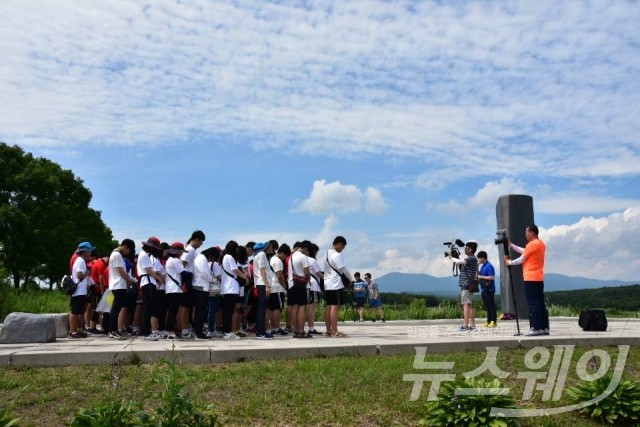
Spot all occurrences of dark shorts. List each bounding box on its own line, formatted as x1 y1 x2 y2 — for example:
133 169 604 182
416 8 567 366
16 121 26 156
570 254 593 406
308 290 321 304
88 288 101 307
181 290 195 308
142 285 162 318
356 296 366 308
288 285 308 306
325 289 344 306
126 288 138 311
369 297 383 308
70 295 87 315
268 292 286 311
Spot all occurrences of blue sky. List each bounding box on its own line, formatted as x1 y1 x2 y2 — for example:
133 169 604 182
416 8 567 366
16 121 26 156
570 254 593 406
1 1 639 280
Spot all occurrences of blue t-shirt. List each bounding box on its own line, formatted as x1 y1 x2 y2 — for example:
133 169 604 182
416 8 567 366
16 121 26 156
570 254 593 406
479 261 496 293
353 280 367 298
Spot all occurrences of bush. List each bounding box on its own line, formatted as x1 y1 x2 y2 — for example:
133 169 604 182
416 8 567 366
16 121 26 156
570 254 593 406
420 377 520 427
567 375 640 425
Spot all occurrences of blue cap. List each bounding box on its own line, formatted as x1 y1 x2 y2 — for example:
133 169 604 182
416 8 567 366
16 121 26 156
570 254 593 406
76 241 96 253
253 242 268 252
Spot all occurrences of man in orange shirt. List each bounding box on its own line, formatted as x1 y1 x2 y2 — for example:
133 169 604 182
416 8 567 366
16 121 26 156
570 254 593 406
505 225 549 336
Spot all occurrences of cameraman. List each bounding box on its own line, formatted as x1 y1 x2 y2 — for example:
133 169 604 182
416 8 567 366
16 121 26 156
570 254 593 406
505 225 549 336
448 241 478 331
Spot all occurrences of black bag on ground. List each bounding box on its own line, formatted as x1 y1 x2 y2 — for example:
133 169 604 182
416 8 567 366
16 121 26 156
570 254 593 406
579 309 608 331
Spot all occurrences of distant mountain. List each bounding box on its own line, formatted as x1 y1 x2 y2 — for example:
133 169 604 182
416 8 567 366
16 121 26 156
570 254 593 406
376 272 637 297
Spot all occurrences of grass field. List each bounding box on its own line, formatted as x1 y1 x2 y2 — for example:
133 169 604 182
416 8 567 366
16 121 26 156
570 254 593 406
1 345 638 426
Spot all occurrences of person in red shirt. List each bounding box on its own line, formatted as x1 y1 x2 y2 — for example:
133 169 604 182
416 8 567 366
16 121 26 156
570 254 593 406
505 224 549 336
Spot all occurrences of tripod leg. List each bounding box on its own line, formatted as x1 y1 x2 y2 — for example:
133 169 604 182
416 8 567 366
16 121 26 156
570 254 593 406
507 266 522 336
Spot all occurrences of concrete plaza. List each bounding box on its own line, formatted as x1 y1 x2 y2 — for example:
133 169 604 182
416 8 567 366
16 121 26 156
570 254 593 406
1 317 638 367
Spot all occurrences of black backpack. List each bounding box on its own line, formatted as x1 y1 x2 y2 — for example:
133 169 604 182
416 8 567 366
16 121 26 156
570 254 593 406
61 275 78 295
579 309 608 332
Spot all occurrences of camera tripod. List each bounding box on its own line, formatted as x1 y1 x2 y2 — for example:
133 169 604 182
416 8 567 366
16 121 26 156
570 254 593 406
341 290 359 322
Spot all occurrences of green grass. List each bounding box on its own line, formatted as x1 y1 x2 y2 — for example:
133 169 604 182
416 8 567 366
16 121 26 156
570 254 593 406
0 284 69 322
1 346 639 426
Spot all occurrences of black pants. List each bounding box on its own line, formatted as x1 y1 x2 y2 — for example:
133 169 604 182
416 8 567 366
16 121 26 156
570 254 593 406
165 293 182 333
157 290 167 331
192 289 209 337
109 289 128 333
256 286 268 335
141 285 159 336
525 281 549 331
481 291 497 323
222 293 239 333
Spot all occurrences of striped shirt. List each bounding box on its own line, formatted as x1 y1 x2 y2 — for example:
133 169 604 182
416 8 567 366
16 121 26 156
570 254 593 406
459 256 478 289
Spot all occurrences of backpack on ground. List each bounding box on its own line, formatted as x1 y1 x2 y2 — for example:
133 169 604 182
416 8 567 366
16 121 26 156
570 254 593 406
61 275 77 295
578 309 608 331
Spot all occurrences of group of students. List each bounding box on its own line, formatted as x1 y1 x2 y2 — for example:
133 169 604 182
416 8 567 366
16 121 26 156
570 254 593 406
67 232 362 340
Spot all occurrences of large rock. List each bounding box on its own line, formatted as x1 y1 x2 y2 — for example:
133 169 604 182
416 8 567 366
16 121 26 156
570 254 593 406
0 312 56 344
43 313 70 338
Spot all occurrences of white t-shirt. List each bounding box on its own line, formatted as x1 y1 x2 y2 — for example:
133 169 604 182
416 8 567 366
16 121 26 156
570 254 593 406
154 257 166 291
324 249 347 291
137 250 156 287
72 256 90 296
193 253 214 292
238 263 249 297
253 251 270 287
212 262 222 285
270 256 286 293
180 244 197 273
221 254 240 295
309 258 323 292
108 250 128 290
164 257 184 294
288 251 311 287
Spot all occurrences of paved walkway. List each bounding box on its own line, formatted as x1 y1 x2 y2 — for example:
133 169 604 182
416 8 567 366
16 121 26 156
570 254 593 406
1 317 638 367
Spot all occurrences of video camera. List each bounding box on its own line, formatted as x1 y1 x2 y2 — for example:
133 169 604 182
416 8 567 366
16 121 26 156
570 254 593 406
494 229 508 247
443 239 465 259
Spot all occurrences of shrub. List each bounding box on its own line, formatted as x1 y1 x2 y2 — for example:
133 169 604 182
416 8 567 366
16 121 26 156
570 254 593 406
420 377 520 427
567 375 640 425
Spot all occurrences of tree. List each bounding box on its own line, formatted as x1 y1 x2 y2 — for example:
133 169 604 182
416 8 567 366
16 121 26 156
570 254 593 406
0 143 115 289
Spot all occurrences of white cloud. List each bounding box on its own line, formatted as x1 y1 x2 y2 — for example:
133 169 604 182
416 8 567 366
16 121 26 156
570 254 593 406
468 178 527 209
536 196 640 215
0 1 638 184
298 180 361 215
433 177 639 216
297 180 388 216
364 187 389 215
540 207 640 280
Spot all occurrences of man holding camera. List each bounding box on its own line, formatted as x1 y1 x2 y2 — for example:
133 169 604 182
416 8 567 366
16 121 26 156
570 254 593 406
449 241 478 331
505 225 549 336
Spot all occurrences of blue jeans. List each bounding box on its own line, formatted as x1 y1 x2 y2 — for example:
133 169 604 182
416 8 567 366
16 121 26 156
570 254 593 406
524 281 549 331
208 295 221 332
256 286 268 335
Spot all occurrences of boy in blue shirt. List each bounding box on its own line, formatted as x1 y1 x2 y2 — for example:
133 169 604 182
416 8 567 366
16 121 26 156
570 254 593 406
477 251 497 328
352 272 367 322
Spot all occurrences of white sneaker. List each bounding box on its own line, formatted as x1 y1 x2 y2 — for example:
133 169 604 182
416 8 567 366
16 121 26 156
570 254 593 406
144 334 159 341
224 333 240 340
207 331 224 338
525 329 545 337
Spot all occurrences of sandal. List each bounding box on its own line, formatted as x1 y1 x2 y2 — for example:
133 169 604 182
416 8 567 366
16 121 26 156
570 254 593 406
323 332 333 337
302 332 313 338
332 332 348 338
